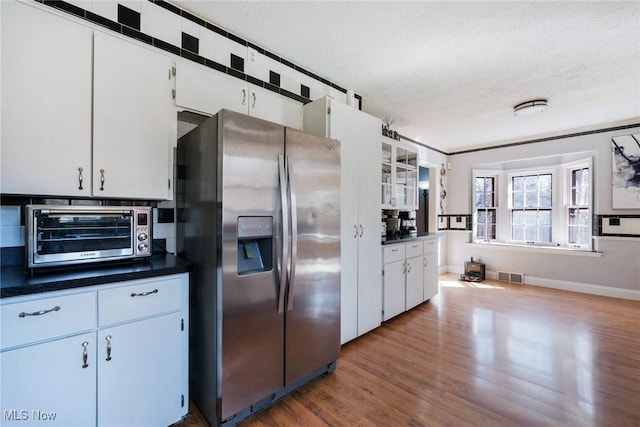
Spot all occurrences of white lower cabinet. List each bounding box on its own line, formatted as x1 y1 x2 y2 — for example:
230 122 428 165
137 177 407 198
423 239 439 301
382 238 439 321
98 312 182 427
0 332 97 426
0 273 189 427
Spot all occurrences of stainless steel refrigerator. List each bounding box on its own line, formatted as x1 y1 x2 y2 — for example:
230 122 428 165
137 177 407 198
177 109 341 426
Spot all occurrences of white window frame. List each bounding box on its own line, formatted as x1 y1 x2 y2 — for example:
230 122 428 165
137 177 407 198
472 171 499 242
473 157 593 251
563 159 593 249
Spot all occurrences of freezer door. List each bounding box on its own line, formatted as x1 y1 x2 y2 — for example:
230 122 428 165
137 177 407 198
284 128 341 385
219 111 285 419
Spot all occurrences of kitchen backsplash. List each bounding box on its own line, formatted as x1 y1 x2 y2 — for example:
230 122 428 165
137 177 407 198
37 0 359 108
0 198 176 267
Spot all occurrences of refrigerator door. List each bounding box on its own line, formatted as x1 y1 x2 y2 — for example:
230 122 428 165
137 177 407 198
284 128 341 385
219 111 285 419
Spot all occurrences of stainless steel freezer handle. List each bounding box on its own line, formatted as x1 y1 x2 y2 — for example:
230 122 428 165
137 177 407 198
287 156 298 312
277 155 289 314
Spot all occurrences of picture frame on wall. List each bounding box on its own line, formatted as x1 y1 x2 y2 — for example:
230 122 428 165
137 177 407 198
611 134 640 209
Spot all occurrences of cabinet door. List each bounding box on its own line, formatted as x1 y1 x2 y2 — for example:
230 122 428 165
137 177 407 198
423 251 439 301
382 260 405 321
93 32 174 199
249 85 302 129
97 312 183 427
1 1 92 197
0 333 96 427
175 60 245 115
406 256 423 310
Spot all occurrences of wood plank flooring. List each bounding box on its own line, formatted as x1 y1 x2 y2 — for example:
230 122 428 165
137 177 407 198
175 274 640 426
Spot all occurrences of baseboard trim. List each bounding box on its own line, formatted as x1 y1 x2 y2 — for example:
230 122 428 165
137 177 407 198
443 266 640 301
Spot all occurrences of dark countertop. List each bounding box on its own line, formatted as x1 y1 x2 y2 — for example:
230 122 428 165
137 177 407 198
1 254 192 299
381 232 440 245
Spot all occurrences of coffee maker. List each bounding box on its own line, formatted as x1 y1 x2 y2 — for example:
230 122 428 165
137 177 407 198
399 211 417 237
382 210 401 240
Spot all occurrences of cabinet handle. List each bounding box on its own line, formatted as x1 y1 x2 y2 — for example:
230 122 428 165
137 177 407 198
18 305 60 318
77 167 84 190
242 89 246 105
402 262 406 273
130 288 158 297
424 257 428 267
99 169 105 191
353 225 358 238
82 341 89 368
105 335 112 362
407 262 412 273
252 92 256 109
359 225 364 238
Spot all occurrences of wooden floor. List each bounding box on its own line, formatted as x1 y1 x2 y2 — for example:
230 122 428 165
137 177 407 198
175 274 640 426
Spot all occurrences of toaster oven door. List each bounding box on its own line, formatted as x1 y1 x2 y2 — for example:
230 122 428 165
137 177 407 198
29 209 135 267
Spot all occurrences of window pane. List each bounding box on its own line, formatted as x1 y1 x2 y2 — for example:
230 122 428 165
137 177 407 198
524 210 537 225
525 176 537 191
478 210 486 223
512 210 523 225
512 227 523 241
539 225 552 242
579 227 590 244
475 178 484 193
513 176 524 191
525 191 538 207
539 210 552 225
476 192 485 207
569 227 578 243
485 178 494 192
569 208 578 225
489 224 496 239
477 224 486 239
525 225 537 241
487 209 496 223
513 192 524 207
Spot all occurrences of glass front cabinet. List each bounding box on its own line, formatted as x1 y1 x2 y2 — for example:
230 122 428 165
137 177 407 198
381 136 419 210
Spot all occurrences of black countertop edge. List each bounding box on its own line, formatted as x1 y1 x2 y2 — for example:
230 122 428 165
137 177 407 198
382 233 441 245
1 254 192 299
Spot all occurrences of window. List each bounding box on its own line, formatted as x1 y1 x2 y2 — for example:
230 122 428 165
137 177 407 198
473 157 593 250
510 173 552 244
567 167 590 247
474 176 496 240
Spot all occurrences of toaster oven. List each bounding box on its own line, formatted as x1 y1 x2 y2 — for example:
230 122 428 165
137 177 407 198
25 205 152 268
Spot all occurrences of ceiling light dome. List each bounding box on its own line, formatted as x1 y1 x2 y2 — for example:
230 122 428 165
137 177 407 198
513 99 548 116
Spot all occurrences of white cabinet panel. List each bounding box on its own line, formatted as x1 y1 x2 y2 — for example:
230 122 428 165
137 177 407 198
98 312 183 427
175 61 302 129
382 260 405 321
93 32 174 199
1 292 95 349
423 251 439 301
0 333 97 427
303 98 381 344
381 137 419 210
406 256 423 310
175 61 245 115
1 1 92 197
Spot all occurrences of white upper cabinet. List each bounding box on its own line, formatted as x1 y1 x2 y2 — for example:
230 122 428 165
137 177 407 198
381 136 419 210
1 3 175 200
175 61 302 129
1 1 93 197
93 32 174 200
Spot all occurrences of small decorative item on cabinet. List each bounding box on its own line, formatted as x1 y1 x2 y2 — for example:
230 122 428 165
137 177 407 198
381 117 400 141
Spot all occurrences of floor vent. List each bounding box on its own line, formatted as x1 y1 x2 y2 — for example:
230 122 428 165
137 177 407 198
497 271 524 284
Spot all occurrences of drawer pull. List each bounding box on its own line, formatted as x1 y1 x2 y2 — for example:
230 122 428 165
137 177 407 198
18 305 60 318
130 289 158 297
105 335 112 361
82 341 89 369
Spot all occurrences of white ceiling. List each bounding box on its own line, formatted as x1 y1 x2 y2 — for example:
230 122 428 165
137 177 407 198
172 1 640 153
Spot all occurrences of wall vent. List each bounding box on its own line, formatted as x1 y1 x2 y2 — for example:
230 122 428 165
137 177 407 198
497 271 524 284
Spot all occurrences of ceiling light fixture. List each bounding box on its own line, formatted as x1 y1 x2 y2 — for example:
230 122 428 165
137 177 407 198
513 99 548 116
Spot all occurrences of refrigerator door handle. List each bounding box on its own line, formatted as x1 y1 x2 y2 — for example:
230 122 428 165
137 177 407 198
286 156 298 312
277 154 289 314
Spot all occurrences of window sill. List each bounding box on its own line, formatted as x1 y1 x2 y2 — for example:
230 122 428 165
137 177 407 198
465 241 603 257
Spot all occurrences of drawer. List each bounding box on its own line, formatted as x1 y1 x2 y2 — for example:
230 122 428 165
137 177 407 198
405 241 423 258
1 292 96 350
98 276 183 326
424 238 438 253
383 244 405 264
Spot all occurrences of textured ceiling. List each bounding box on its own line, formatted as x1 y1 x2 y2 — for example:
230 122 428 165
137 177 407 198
172 1 640 153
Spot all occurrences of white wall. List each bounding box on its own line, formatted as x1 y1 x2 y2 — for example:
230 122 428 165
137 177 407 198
445 125 640 297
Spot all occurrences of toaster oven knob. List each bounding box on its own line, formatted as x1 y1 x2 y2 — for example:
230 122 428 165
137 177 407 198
138 243 148 252
138 233 148 241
